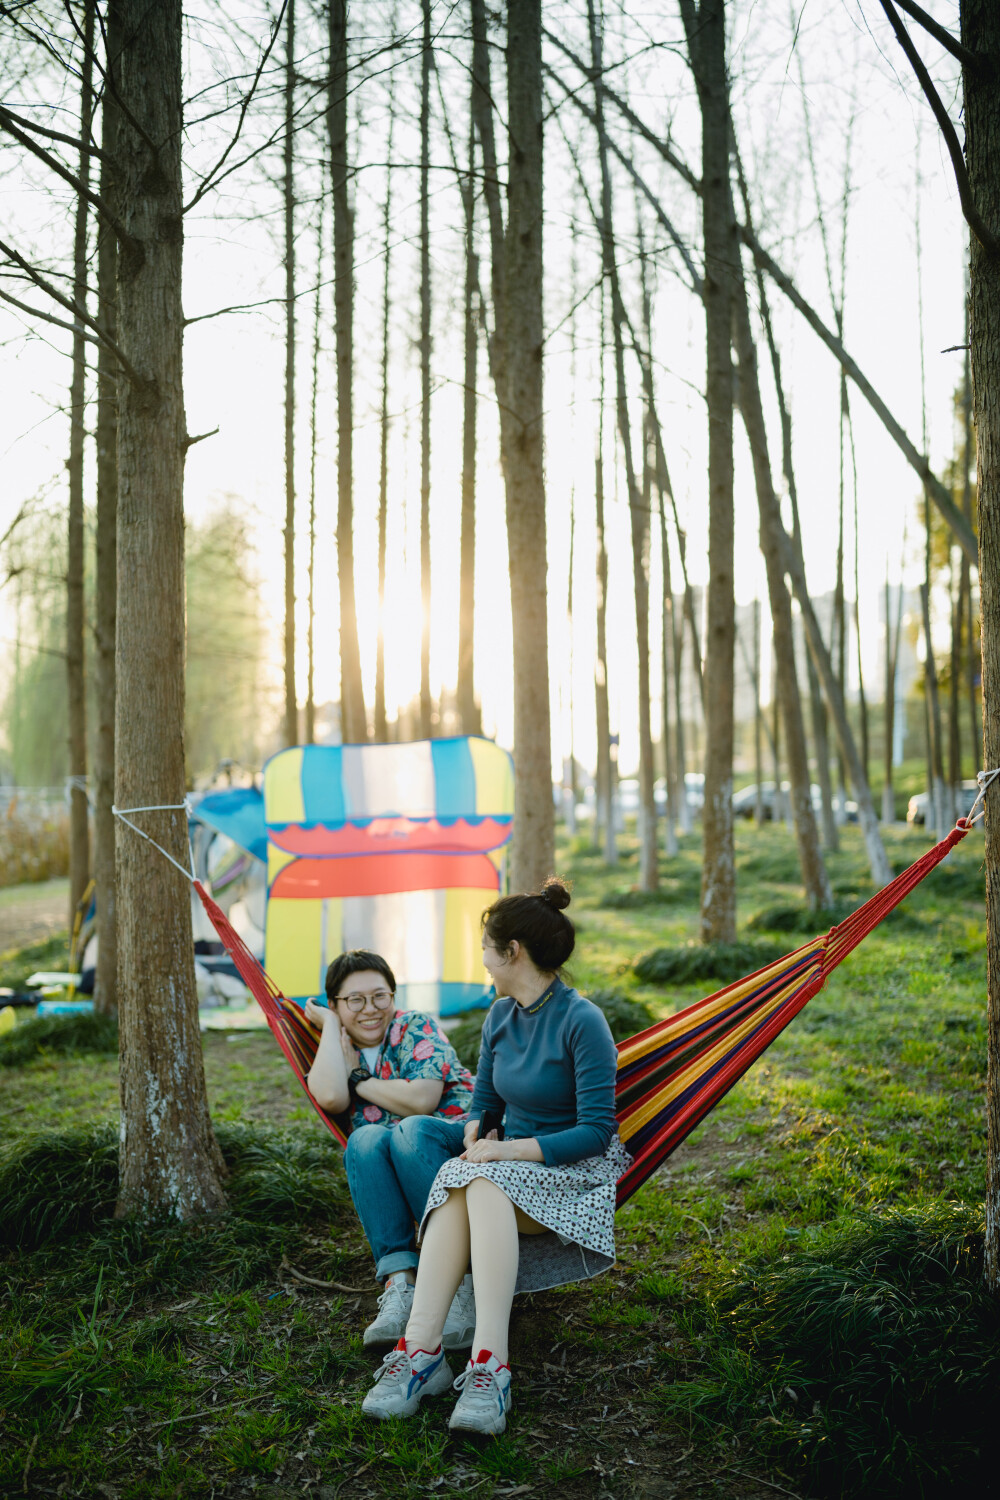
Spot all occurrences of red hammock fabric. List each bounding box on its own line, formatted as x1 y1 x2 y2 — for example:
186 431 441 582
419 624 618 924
194 818 974 1206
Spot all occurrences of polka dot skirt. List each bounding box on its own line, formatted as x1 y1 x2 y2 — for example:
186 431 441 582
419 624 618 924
417 1135 633 1295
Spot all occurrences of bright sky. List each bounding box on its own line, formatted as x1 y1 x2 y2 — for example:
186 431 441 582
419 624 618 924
0 0 970 778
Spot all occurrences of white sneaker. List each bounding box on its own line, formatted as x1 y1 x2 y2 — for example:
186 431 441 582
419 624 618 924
448 1349 513 1435
362 1339 453 1419
442 1273 476 1350
363 1274 414 1348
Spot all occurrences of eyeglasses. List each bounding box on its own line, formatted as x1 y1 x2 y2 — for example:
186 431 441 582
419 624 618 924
335 988 394 1014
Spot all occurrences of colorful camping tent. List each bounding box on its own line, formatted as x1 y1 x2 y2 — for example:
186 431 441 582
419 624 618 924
262 738 514 1015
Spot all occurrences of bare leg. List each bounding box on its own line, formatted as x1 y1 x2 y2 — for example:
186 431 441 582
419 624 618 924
465 1177 545 1365
404 1188 470 1353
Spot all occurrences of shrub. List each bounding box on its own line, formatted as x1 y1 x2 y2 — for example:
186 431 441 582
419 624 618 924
0 1120 347 1253
0 1009 118 1068
584 987 654 1041
0 795 70 886
634 940 789 986
663 1204 996 1497
447 1010 489 1071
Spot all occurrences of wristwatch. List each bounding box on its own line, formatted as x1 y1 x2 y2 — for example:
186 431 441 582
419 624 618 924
348 1064 372 1097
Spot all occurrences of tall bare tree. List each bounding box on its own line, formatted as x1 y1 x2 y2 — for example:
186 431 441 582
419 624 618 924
305 193 324 746
732 232 833 909
957 0 1000 1290
115 0 226 1217
67 1 95 929
457 109 481 737
328 0 366 742
418 0 433 738
374 104 395 743
282 0 297 748
93 0 120 1016
681 0 736 942
588 0 656 889
594 286 616 863
504 0 553 888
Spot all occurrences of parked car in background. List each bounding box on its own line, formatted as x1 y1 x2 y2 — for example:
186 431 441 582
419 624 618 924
733 781 858 822
906 780 979 826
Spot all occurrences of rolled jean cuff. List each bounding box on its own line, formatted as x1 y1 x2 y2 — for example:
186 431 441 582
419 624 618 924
375 1249 420 1281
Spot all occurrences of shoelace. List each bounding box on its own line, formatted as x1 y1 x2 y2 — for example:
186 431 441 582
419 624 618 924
454 1364 500 1397
376 1281 410 1313
376 1347 411 1383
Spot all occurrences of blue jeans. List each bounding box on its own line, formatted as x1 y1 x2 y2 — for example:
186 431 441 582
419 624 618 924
343 1115 467 1281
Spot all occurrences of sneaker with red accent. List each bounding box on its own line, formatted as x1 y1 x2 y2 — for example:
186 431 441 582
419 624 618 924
362 1339 452 1419
448 1349 513 1435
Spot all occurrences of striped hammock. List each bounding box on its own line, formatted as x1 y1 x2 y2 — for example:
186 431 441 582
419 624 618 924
193 817 974 1208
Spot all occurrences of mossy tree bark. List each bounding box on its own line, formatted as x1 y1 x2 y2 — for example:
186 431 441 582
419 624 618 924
114 0 226 1219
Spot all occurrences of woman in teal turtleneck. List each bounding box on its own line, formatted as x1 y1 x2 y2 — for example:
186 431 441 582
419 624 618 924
361 877 630 1434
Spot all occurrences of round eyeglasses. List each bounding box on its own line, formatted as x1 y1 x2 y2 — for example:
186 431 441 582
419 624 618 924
335 988 394 1014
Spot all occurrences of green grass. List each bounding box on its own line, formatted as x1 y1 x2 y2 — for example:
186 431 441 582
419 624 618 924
0 820 990 1497
0 928 70 989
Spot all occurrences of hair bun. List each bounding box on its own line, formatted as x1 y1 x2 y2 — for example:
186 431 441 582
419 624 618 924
539 877 571 912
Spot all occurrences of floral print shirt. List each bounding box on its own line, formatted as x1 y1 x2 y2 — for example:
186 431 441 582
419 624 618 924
348 1009 474 1133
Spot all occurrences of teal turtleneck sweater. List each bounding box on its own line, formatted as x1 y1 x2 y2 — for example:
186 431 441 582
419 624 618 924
470 978 619 1167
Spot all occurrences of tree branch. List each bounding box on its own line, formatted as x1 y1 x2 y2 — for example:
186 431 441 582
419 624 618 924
878 0 1000 258
739 225 978 562
0 105 131 245
0 284 110 353
0 238 145 387
891 0 983 73
545 24 980 563
0 104 112 165
184 0 288 213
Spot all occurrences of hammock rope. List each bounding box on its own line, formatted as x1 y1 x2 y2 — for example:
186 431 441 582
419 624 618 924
113 804 983 1208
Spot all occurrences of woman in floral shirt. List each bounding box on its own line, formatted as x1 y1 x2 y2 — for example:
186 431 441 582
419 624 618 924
305 949 476 1349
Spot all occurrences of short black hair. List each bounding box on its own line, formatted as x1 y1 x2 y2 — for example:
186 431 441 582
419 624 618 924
324 949 397 1002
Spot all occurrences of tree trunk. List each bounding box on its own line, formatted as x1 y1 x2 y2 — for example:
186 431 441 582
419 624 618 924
949 558 963 806
282 0 297 748
457 110 481 737
114 0 226 1218
732 251 833 908
93 0 120 1017
773 515 892 884
374 106 394 744
504 0 553 890
328 0 365 743
594 294 615 863
67 0 95 930
753 601 763 825
962 0 999 1290
741 166 839 853
588 0 655 890
962 321 981 774
419 0 433 739
305 192 323 745
682 0 736 943
884 571 898 824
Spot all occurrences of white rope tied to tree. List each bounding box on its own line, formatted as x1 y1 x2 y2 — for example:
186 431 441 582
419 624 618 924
112 800 196 882
966 768 1000 826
